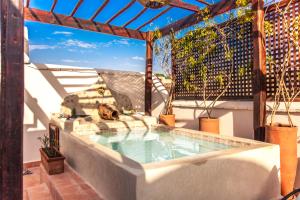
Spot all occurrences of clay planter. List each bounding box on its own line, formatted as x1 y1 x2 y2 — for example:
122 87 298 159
40 148 65 175
265 124 298 196
199 117 219 134
159 114 175 127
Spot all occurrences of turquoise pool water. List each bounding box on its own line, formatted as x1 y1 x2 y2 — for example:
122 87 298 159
89 130 233 164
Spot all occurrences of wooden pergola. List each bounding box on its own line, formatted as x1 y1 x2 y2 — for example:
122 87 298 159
0 0 265 199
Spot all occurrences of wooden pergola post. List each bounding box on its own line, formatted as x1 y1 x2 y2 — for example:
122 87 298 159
145 32 153 115
252 0 266 141
0 0 24 199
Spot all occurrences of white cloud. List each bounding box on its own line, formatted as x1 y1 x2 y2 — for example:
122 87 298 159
62 39 96 49
53 31 73 36
61 59 78 63
114 39 130 46
99 42 112 48
29 45 57 51
98 39 131 48
132 56 145 61
61 59 89 63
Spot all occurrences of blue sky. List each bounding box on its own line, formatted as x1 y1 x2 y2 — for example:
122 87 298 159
25 0 219 72
26 21 149 72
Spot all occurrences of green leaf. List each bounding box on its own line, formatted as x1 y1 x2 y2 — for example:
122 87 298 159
238 66 246 77
236 0 251 7
215 74 224 87
264 21 274 36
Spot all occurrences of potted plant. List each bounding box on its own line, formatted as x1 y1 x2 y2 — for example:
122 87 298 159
153 29 177 127
264 0 300 195
179 8 251 134
181 40 233 134
38 134 65 175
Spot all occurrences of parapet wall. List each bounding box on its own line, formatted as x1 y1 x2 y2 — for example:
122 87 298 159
173 100 300 139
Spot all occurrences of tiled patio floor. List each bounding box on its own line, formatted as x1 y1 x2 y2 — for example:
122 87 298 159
23 167 46 200
23 164 103 200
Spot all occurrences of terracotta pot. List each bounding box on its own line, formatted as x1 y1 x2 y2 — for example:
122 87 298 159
265 124 298 196
199 117 219 134
159 114 175 127
40 148 65 175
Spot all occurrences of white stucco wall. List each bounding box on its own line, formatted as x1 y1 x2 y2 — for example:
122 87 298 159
24 63 99 163
173 100 300 139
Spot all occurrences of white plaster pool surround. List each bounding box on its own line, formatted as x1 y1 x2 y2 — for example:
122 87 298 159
60 126 281 200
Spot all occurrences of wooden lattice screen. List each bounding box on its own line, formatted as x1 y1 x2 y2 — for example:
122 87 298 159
174 21 253 100
173 0 300 100
265 0 300 100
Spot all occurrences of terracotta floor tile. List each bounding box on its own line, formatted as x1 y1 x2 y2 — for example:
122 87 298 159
27 184 51 200
23 171 41 189
51 174 76 186
61 193 89 200
23 164 103 200
79 183 91 190
56 184 83 195
23 190 29 200
82 188 104 200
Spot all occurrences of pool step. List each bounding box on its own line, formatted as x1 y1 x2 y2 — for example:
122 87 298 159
40 164 103 200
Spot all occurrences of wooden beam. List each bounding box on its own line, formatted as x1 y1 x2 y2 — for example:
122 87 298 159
169 0 199 12
24 8 147 40
160 0 237 36
265 0 294 12
123 7 147 28
70 0 83 16
196 0 210 6
137 7 172 30
252 0 266 141
90 0 109 21
26 0 30 8
50 0 58 12
106 0 135 24
145 32 153 115
0 0 24 199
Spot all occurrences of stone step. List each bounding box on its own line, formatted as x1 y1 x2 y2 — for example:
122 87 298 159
77 97 116 104
75 90 113 98
40 164 103 200
26 183 52 200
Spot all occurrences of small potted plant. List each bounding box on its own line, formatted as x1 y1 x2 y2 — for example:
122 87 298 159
38 134 65 175
153 29 177 127
264 0 299 195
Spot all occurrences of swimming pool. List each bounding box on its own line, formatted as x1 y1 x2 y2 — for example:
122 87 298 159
60 126 281 200
89 130 233 164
